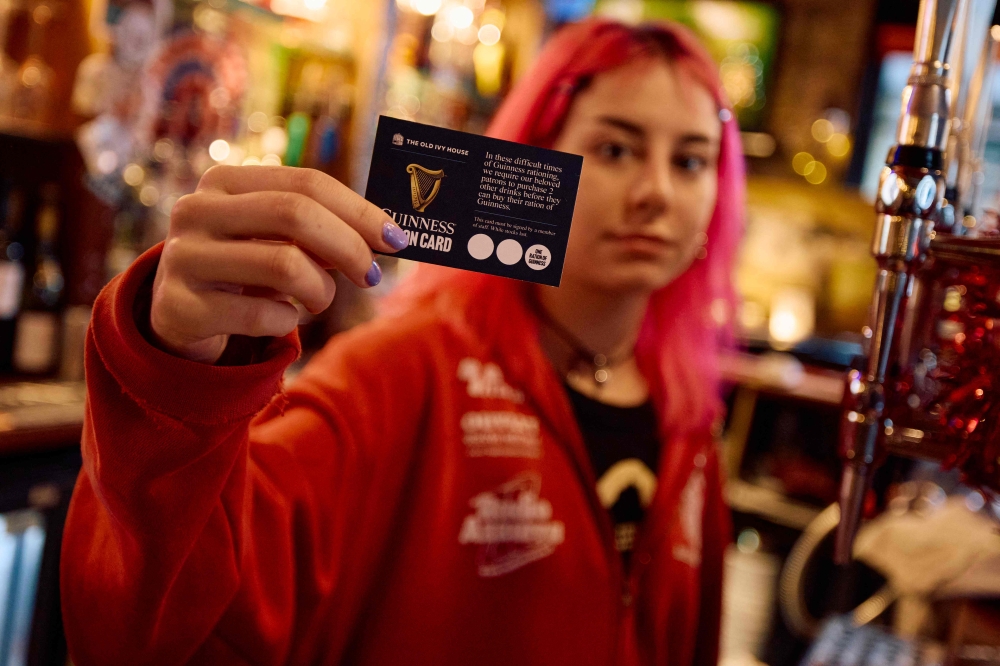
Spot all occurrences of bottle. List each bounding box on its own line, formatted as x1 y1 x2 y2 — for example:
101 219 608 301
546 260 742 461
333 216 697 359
13 183 63 374
0 184 24 371
0 0 19 117
11 2 55 123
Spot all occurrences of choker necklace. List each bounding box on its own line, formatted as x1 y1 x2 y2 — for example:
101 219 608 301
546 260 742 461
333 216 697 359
534 305 634 386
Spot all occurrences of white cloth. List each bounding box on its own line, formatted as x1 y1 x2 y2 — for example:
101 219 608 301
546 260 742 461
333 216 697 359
854 497 1000 597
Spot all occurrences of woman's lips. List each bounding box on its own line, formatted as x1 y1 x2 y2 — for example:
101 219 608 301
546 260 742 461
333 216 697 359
610 234 678 255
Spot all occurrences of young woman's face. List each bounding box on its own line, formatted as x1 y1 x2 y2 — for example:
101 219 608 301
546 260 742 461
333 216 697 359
552 58 722 294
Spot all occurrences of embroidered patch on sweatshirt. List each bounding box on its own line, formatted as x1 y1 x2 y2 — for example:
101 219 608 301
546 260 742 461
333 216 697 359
458 473 565 577
460 410 541 459
457 357 525 403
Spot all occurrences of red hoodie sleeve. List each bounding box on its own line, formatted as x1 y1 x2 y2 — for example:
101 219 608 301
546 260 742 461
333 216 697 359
60 243 420 666
692 444 731 666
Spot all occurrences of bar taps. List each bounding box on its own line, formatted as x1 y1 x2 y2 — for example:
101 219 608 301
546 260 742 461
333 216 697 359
954 25 1000 228
835 0 970 565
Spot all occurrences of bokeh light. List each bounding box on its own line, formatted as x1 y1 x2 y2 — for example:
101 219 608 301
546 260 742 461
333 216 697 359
261 127 288 156
432 21 455 42
122 164 144 187
412 0 442 16
792 151 813 175
153 138 174 162
446 5 473 28
247 111 268 133
209 139 231 162
827 133 851 157
478 24 501 45
96 151 118 174
811 118 835 143
804 161 827 184
139 185 160 207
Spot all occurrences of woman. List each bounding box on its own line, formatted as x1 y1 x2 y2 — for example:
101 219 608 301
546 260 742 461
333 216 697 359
61 17 744 666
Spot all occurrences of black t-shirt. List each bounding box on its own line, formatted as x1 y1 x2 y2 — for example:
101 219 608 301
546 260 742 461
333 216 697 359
565 384 660 567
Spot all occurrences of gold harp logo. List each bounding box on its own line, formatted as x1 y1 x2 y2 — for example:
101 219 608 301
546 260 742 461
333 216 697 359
406 163 445 212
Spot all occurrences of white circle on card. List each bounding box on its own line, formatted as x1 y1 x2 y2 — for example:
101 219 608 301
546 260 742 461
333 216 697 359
524 244 552 270
496 239 523 265
467 234 494 260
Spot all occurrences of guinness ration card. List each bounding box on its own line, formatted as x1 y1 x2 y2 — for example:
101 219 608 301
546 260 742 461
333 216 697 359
364 116 583 287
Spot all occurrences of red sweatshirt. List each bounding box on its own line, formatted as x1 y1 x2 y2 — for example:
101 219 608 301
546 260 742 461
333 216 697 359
61 243 730 666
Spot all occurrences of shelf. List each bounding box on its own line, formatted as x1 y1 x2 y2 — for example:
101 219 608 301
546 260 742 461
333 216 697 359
0 380 85 456
0 116 74 143
720 351 845 406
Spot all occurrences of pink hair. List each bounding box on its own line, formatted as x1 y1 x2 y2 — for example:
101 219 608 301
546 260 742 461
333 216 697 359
383 18 745 436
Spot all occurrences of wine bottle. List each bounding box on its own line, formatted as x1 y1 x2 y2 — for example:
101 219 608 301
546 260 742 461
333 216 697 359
13 182 63 374
11 2 55 123
0 184 24 371
0 0 18 117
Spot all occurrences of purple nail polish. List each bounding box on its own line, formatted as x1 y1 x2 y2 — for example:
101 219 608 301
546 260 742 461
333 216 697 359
365 260 382 287
382 221 409 251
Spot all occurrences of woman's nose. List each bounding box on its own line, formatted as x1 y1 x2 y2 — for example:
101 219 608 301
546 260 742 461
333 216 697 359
630 157 674 216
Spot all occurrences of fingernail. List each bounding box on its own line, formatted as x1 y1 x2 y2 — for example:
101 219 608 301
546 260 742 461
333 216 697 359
382 221 409 251
365 260 382 287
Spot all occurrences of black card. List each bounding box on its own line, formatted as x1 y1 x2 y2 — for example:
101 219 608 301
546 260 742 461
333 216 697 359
364 116 582 287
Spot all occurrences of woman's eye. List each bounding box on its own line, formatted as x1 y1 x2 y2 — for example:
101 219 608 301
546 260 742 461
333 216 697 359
597 143 632 160
676 156 708 172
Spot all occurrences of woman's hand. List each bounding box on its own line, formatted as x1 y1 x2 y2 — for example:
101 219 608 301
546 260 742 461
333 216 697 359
149 166 410 364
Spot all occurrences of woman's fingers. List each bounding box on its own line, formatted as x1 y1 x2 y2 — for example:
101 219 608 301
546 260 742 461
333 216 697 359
163 237 337 314
171 190 378 288
197 165 409 255
151 166 401 363
154 280 302 342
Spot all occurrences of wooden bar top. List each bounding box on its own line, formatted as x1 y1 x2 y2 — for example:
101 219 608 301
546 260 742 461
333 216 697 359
0 381 85 456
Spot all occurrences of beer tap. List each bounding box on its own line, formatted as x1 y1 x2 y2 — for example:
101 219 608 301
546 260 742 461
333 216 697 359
835 0 969 565
954 25 1000 228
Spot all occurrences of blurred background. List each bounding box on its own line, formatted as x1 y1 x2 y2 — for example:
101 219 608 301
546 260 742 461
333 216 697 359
1 0 1000 665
